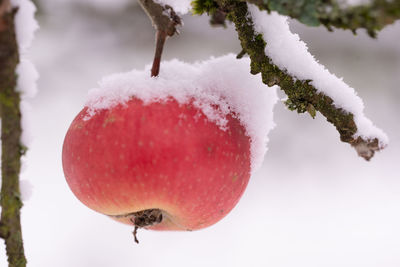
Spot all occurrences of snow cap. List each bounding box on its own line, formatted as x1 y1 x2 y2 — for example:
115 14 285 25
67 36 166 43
86 55 278 173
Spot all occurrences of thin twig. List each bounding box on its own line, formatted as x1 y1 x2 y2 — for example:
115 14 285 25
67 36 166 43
133 226 139 244
138 0 181 77
151 30 167 77
236 49 246 59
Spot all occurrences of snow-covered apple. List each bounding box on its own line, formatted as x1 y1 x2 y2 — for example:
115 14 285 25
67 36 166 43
62 55 278 233
63 97 251 230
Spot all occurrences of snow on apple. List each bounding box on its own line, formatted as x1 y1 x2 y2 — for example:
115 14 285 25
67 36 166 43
249 4 388 148
62 54 278 231
86 54 278 172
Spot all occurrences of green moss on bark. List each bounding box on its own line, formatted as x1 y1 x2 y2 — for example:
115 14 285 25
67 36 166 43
192 0 219 15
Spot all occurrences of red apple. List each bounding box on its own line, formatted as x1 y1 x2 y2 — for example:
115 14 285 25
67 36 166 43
62 97 251 231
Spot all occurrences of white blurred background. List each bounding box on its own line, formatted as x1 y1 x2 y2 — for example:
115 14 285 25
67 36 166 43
1 0 400 266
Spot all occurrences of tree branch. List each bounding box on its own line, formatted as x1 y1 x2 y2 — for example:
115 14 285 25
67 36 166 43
242 0 400 37
216 0 384 160
0 0 27 266
138 0 181 77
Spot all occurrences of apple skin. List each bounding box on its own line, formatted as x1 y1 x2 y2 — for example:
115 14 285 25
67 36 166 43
62 97 251 231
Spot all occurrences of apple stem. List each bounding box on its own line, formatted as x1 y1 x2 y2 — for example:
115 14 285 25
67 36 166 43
151 30 167 77
121 209 163 244
137 0 181 77
133 226 139 244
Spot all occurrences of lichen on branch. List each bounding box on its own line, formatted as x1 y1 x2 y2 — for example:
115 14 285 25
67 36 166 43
243 0 400 37
215 0 384 160
0 0 27 266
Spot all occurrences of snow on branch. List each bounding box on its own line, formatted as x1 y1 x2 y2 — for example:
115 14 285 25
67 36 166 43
0 0 27 265
216 0 387 160
0 0 37 265
243 0 400 37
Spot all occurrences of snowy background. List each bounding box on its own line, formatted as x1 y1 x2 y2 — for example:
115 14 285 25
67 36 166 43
1 0 400 266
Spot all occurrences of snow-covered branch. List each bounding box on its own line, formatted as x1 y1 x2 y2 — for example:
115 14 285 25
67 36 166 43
243 0 400 37
0 0 27 266
217 0 387 160
0 0 37 265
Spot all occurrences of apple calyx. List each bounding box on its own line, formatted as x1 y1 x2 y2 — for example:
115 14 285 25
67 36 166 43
109 209 163 243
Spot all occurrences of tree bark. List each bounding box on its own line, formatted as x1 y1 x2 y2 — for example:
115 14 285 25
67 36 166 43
0 0 27 266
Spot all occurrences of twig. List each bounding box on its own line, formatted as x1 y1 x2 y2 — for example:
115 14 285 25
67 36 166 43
151 30 167 77
243 0 400 37
138 0 181 77
0 0 27 266
236 49 246 59
216 0 384 160
133 226 139 244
